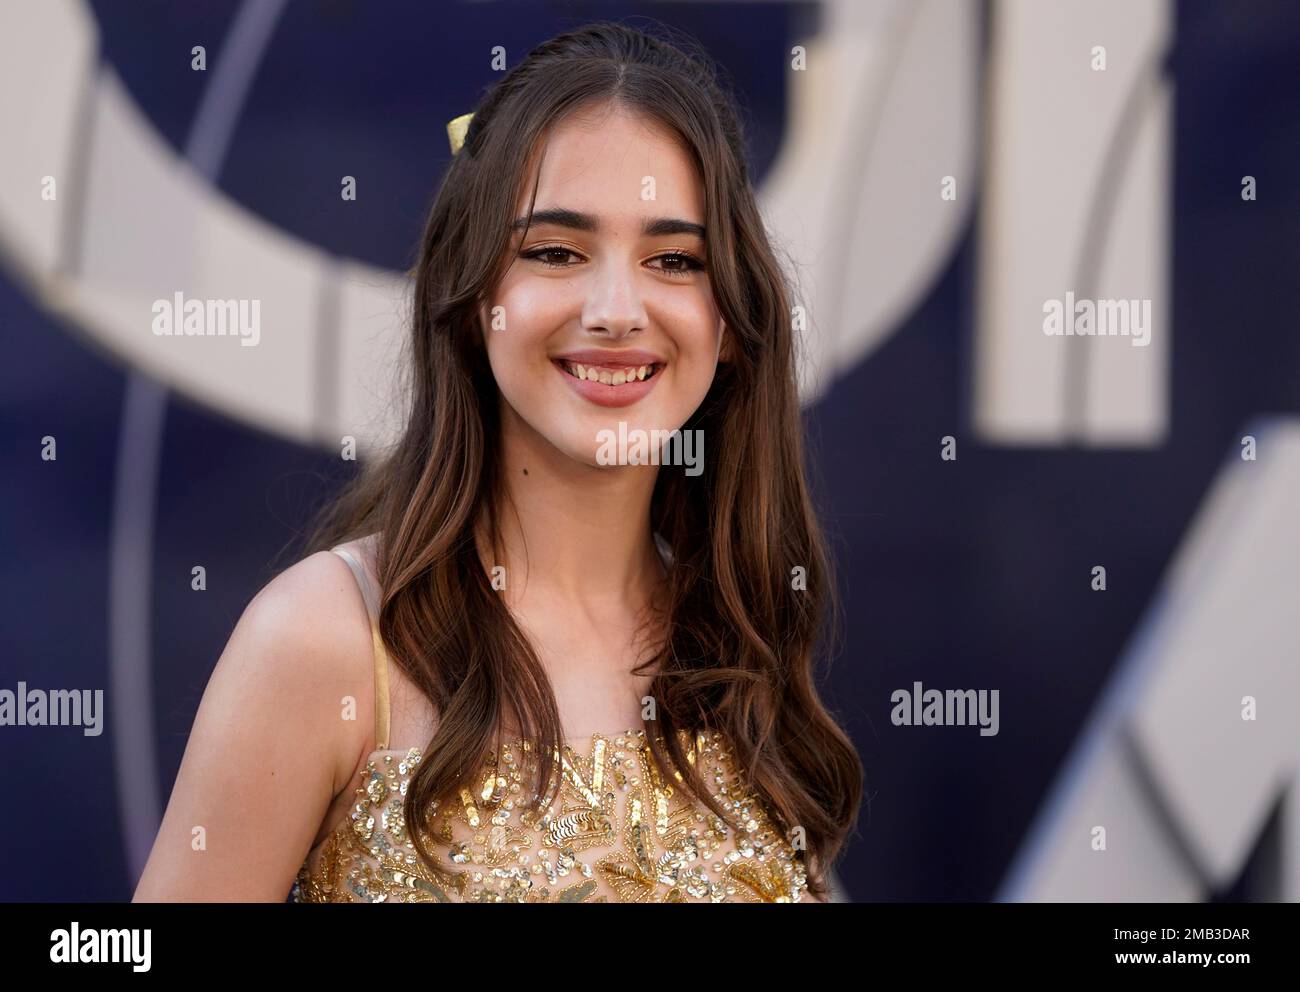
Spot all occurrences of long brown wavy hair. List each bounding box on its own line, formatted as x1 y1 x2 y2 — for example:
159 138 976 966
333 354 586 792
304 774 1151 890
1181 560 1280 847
300 19 862 897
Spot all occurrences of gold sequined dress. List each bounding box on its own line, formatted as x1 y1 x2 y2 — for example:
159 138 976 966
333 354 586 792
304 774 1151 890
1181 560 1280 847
291 544 814 904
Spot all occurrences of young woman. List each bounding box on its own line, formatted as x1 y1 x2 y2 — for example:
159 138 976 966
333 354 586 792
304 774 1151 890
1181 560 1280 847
134 20 862 904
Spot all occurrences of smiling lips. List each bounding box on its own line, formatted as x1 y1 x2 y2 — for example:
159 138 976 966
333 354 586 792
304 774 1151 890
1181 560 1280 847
552 350 665 407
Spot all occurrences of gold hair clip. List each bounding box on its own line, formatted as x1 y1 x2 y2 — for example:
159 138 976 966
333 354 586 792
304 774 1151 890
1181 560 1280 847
447 111 474 156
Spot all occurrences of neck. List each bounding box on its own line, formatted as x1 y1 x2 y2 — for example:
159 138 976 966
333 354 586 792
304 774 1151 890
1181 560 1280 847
479 406 665 609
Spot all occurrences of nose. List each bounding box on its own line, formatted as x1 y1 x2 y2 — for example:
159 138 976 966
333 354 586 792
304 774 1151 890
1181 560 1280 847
580 256 648 339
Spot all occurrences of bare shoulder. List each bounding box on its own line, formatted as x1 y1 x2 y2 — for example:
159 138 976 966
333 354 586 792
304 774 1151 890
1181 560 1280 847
236 547 379 773
132 545 380 900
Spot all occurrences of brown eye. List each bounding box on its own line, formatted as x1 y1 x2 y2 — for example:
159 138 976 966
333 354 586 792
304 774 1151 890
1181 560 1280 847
521 246 581 268
651 252 705 278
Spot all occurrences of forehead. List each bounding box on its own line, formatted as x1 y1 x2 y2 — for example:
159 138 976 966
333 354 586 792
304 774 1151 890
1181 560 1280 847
518 104 704 219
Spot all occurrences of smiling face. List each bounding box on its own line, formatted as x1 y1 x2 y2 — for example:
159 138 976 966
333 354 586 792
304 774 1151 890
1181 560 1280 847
480 100 726 469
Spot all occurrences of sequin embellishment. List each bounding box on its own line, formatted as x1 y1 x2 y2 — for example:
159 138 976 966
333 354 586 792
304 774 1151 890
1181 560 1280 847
291 727 811 903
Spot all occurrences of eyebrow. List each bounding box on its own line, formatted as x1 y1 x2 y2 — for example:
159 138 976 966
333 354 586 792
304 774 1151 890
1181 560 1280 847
511 207 705 240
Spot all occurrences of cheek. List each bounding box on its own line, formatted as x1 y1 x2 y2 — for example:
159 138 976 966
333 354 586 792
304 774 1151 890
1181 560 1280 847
482 285 565 379
665 299 723 389
495 282 572 338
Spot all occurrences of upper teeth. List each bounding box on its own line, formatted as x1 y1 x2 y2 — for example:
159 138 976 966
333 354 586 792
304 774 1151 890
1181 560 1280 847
562 362 655 384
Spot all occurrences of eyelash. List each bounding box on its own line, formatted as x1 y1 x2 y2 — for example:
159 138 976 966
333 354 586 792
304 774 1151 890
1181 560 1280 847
520 245 706 278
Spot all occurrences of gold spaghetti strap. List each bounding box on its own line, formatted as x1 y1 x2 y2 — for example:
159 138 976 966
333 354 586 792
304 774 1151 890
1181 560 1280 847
330 545 393 752
369 621 391 751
